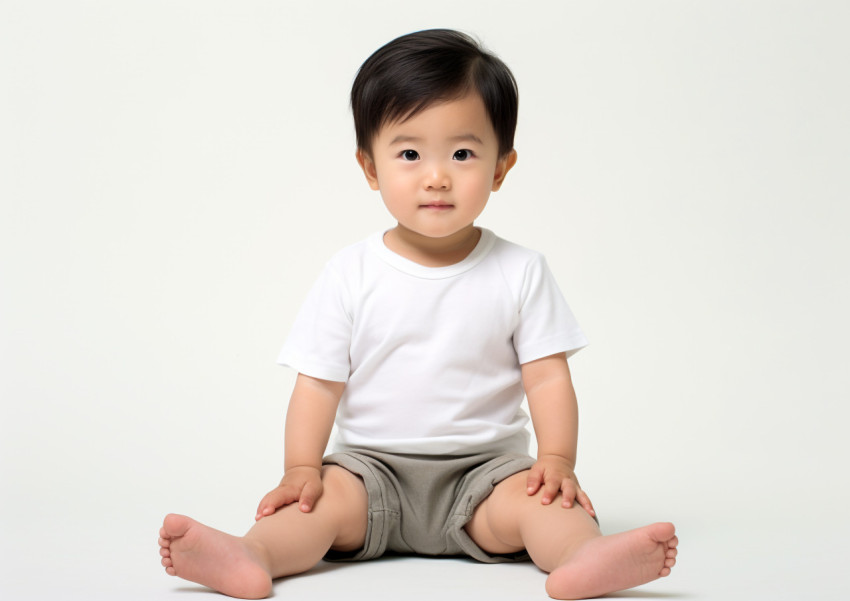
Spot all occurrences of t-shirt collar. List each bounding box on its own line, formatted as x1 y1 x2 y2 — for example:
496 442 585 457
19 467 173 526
369 227 496 280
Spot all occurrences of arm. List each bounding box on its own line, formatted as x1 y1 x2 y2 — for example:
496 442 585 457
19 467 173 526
255 373 344 519
523 352 595 516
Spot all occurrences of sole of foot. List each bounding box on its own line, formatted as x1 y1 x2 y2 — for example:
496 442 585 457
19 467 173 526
159 513 273 600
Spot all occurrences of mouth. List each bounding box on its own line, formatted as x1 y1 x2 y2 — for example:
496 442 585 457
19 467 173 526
419 201 454 210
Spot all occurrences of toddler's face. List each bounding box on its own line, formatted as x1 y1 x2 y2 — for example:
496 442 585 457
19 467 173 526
357 94 516 242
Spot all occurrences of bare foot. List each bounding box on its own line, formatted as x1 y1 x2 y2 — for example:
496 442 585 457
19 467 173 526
545 522 678 599
159 513 273 599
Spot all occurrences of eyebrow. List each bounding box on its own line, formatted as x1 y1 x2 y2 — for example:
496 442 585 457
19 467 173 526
388 133 484 146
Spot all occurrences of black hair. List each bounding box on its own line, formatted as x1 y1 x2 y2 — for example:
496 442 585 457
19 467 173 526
351 29 518 158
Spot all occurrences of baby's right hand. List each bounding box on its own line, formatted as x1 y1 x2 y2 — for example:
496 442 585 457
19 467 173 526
255 466 324 520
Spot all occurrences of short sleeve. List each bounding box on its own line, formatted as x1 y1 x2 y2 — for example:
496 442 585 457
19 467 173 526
277 264 352 382
512 254 588 364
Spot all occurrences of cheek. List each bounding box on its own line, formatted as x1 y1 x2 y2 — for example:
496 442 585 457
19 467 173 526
380 177 414 210
386 177 411 197
459 171 495 198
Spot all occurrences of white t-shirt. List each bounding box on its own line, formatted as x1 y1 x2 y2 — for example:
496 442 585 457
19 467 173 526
278 228 588 455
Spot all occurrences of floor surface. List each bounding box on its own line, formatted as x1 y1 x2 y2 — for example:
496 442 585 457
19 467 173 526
2 511 845 600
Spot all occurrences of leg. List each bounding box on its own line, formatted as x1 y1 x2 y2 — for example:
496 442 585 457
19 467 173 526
159 466 368 599
465 471 678 600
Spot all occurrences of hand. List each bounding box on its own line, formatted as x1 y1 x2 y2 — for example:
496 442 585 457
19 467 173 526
526 455 595 516
255 466 323 520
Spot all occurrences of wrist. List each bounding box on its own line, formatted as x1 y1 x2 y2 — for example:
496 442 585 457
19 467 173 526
536 453 576 469
284 464 323 474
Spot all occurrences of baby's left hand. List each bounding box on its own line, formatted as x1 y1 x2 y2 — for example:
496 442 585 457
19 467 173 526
526 455 595 517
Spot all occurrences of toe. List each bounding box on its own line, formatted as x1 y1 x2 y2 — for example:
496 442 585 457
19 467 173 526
163 513 192 538
668 535 679 549
648 522 676 544
160 547 170 558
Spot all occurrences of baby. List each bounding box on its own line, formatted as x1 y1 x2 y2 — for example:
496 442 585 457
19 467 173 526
159 29 678 599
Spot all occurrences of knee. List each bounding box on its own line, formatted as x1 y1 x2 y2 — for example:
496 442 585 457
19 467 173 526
320 466 368 550
466 471 531 553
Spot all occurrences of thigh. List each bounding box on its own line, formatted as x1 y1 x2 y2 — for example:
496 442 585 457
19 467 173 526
465 469 601 558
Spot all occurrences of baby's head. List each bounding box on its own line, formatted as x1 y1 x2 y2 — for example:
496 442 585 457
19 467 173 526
351 29 518 159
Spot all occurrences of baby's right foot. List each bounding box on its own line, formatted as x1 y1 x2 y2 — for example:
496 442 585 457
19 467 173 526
159 513 272 599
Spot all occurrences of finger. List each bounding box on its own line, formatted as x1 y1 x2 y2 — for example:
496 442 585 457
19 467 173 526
298 480 323 513
526 468 544 496
526 465 546 495
256 496 278 521
540 476 562 505
559 479 578 508
256 487 297 520
576 489 595 516
257 490 285 517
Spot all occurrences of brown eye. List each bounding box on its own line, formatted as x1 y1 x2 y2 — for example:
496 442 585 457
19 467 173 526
453 149 472 161
402 150 419 161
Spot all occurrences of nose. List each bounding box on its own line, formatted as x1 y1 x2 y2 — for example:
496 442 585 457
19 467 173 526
424 161 451 191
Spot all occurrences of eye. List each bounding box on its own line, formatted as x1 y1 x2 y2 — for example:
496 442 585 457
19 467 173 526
453 149 473 161
401 149 419 161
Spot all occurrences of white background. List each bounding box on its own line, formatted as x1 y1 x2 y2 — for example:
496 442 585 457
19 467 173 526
1 1 848 599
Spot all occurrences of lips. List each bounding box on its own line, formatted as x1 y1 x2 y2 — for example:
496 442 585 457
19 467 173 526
420 201 454 210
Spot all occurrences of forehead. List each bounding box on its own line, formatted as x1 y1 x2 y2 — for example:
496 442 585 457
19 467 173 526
376 94 497 144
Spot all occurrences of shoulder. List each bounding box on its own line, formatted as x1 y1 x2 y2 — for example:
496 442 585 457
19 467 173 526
326 234 374 266
485 231 549 274
319 233 382 279
315 233 389 304
491 234 543 259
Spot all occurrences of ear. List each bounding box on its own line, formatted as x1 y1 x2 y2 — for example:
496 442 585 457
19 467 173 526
356 149 381 191
491 149 518 191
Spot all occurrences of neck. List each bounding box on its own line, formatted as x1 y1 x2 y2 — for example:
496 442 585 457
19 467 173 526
384 225 481 267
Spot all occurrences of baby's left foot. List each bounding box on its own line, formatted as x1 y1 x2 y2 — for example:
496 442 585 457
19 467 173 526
546 522 678 599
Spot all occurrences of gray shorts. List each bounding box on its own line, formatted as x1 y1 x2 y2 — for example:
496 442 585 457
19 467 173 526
323 450 536 563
